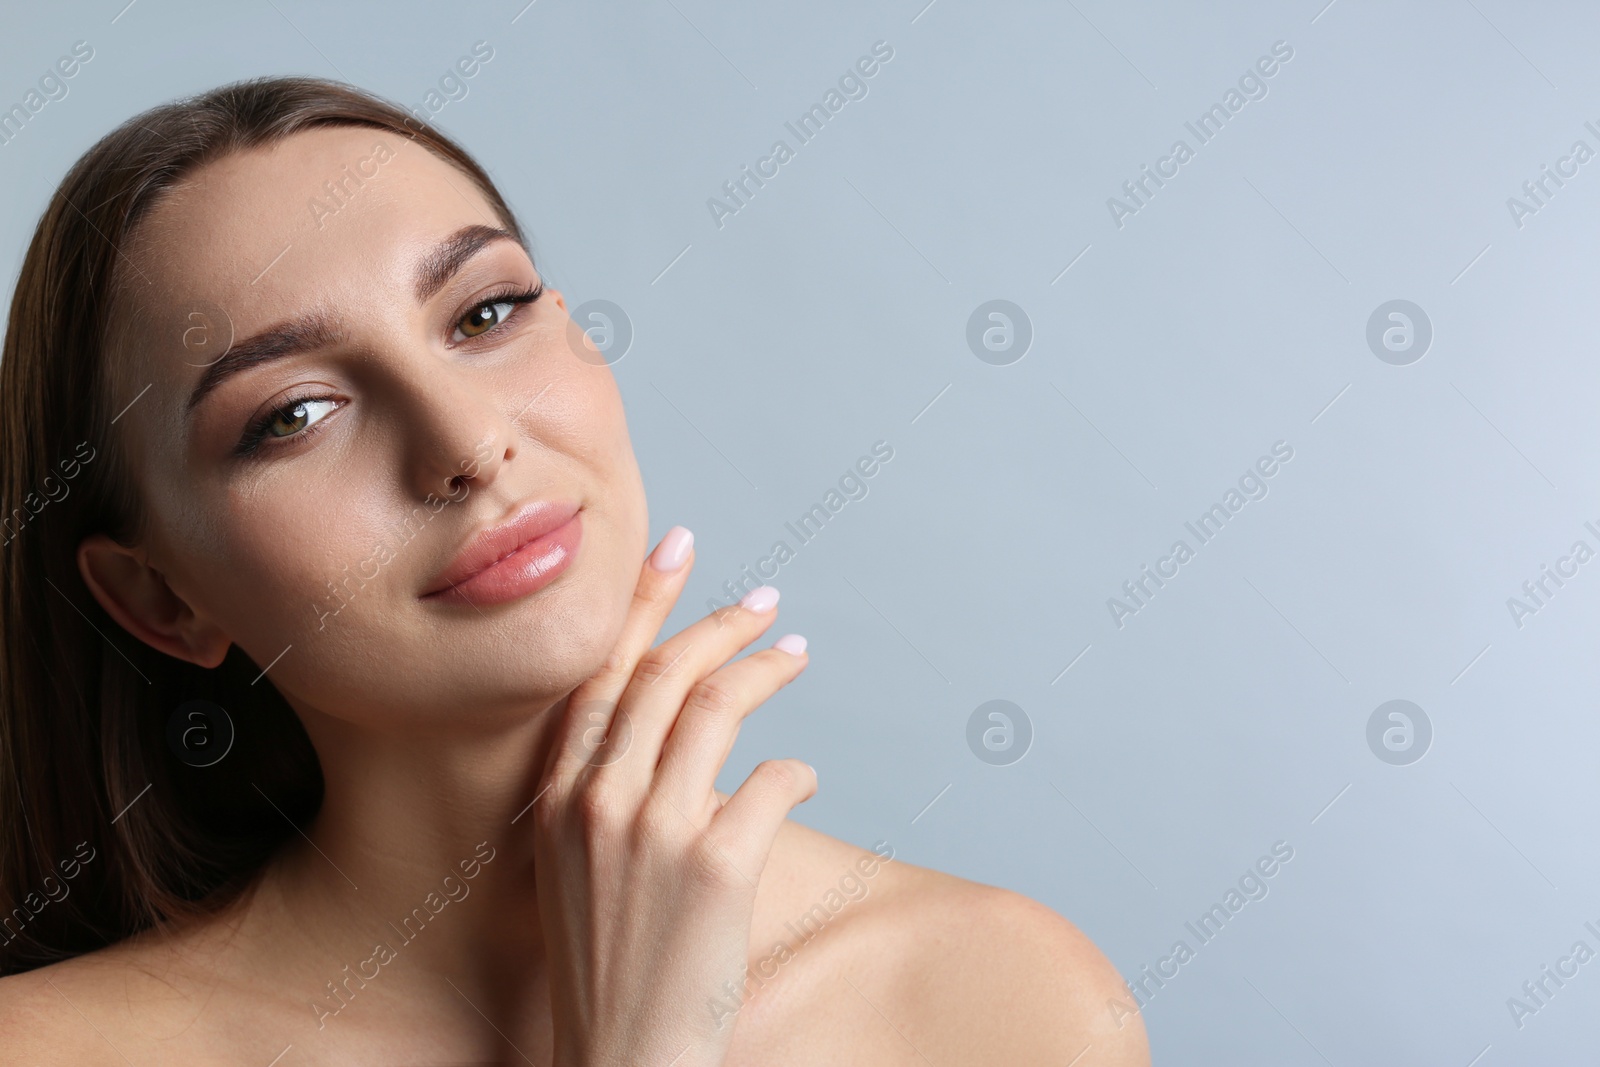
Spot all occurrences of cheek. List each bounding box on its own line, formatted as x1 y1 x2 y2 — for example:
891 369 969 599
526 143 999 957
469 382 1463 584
539 370 649 656
578 372 647 551
536 367 628 457
532 369 647 536
219 502 366 643
200 487 459 720
192 473 393 643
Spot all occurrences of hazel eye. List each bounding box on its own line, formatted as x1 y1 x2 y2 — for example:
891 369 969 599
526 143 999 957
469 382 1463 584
235 394 342 457
263 398 338 440
455 298 518 340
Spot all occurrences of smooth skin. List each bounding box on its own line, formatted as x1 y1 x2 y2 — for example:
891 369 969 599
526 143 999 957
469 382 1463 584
0 125 1148 1065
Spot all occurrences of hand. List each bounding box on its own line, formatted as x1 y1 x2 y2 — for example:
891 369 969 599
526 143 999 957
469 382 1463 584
532 526 815 1067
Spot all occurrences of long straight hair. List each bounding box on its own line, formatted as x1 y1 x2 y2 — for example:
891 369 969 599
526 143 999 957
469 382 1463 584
0 76 528 974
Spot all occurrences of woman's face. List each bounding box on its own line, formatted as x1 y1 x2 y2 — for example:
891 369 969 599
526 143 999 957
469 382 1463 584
95 124 648 731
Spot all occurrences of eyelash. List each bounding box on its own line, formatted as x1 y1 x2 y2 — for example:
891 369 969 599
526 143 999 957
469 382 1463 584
234 282 545 458
449 282 543 345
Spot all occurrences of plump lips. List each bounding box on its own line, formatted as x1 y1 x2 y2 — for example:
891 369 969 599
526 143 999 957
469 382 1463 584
420 497 582 605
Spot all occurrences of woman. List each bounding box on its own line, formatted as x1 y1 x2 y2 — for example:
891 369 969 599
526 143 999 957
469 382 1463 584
0 76 1147 1065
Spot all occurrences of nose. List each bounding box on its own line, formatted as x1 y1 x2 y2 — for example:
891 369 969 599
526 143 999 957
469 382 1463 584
395 359 518 502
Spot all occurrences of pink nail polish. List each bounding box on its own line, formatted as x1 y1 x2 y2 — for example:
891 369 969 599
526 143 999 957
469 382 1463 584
739 585 780 612
774 633 807 655
649 526 694 572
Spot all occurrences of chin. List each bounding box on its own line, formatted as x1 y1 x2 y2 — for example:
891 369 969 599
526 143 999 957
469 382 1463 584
463 566 633 711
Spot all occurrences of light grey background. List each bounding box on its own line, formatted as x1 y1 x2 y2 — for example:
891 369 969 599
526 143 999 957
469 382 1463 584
4 1 1598 1062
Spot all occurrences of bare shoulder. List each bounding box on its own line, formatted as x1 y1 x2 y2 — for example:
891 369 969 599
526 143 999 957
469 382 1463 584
881 865 1148 1066
0 949 145 1063
751 819 1149 1067
0 918 245 1064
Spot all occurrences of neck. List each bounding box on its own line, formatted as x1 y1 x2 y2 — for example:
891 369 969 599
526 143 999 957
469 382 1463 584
249 691 572 1031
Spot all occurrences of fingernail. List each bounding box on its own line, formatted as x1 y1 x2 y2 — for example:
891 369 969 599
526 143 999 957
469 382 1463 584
774 633 807 656
649 526 694 572
739 585 780 612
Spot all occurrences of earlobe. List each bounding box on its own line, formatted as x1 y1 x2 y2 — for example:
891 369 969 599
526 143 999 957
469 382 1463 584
76 533 231 669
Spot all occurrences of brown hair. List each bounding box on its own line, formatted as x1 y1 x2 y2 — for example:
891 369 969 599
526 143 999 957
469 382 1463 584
0 75 527 974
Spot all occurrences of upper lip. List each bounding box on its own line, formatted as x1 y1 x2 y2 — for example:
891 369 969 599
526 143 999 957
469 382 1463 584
421 496 581 597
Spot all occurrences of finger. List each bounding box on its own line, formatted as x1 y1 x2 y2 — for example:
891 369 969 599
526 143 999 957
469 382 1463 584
710 758 817 879
606 585 782 786
653 637 808 804
546 525 694 783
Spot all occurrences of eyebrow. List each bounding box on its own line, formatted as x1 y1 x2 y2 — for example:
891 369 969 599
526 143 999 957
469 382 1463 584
412 224 520 305
185 311 341 416
186 224 522 415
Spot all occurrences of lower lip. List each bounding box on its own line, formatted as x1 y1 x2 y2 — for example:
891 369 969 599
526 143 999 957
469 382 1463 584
425 510 583 608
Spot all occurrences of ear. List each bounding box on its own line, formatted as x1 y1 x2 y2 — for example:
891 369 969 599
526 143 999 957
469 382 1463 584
76 533 231 669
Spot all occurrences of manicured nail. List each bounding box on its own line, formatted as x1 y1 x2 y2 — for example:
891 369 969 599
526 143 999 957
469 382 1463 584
774 633 807 656
649 526 694 572
739 585 780 612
